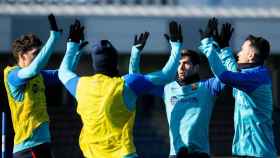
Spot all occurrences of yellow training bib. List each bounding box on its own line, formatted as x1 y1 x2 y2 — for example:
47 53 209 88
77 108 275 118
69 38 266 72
3 66 49 145
76 74 136 158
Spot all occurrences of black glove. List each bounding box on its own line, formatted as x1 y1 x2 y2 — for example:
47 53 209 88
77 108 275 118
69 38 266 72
68 19 85 43
48 14 62 32
164 21 183 43
68 19 88 50
134 32 150 51
199 17 218 40
218 22 234 49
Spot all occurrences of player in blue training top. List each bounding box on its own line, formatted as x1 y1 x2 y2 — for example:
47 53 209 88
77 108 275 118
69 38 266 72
129 31 224 158
58 20 183 158
3 14 62 158
199 18 277 158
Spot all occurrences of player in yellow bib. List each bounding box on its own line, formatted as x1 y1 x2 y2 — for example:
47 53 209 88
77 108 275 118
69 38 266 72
3 14 61 158
58 21 183 158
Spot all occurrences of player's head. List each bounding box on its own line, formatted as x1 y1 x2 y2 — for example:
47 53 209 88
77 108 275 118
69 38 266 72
91 40 119 77
177 49 200 81
12 34 42 67
237 35 270 65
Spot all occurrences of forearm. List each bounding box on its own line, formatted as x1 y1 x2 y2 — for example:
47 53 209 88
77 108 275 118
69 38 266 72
219 47 238 72
129 46 141 74
199 38 261 92
70 50 82 71
199 38 227 77
145 41 181 85
18 31 61 79
58 42 79 86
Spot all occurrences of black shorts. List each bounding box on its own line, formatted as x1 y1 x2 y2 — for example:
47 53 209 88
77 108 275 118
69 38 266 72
13 143 53 158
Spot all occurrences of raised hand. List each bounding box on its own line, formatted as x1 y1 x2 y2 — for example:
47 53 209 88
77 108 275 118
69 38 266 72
164 21 183 43
218 22 234 48
134 32 150 51
48 14 62 32
68 19 88 50
68 19 85 43
199 17 218 40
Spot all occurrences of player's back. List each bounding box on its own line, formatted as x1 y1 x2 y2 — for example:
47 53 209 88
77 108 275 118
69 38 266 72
75 74 136 158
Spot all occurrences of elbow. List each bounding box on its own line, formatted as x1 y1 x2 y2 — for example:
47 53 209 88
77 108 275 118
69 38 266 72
58 65 75 85
161 70 175 84
58 68 64 82
58 67 65 84
28 68 40 78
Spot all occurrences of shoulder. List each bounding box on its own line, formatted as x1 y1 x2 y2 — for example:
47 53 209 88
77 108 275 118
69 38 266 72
245 66 271 83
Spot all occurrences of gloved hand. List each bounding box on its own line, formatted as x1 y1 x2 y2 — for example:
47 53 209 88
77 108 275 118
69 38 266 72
199 17 218 40
68 19 85 43
68 19 88 50
134 32 150 51
48 14 62 32
218 22 234 49
164 21 183 43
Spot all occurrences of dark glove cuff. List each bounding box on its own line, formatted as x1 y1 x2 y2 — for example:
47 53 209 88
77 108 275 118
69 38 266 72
67 38 79 43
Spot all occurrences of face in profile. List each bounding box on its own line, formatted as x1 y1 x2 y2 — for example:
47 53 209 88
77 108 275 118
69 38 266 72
237 40 256 64
177 56 199 81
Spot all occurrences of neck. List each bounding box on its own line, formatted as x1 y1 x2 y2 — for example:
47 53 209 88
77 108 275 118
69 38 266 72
238 62 262 69
95 68 120 77
176 74 200 86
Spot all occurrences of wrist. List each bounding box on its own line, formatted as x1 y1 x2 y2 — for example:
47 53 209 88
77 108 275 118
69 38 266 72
132 46 141 54
67 38 79 43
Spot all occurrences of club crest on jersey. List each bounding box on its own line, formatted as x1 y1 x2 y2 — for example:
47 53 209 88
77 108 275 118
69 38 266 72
32 84 39 93
170 96 198 106
170 96 178 105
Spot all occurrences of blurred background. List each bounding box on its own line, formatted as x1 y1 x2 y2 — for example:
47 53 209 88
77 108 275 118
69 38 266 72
0 0 279 157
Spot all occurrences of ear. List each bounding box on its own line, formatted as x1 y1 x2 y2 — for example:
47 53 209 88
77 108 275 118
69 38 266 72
17 52 26 66
193 64 200 73
248 48 257 63
18 52 25 60
195 64 199 70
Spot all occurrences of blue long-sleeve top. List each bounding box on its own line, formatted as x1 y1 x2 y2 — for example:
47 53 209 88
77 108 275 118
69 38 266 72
58 41 182 111
129 44 224 155
6 31 61 153
199 37 277 157
199 37 272 93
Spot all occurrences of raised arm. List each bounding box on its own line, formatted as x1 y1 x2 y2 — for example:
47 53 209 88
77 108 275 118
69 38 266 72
123 21 183 111
144 21 182 85
198 18 234 83
199 19 268 93
218 47 238 72
10 14 61 86
58 20 87 98
216 23 237 72
129 32 149 74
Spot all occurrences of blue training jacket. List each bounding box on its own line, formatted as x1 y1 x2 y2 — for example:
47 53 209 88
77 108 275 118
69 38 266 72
199 38 277 158
129 45 224 156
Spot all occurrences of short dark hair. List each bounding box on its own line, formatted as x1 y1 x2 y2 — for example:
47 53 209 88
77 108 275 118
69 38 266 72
246 35 270 64
181 49 200 66
12 34 42 62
